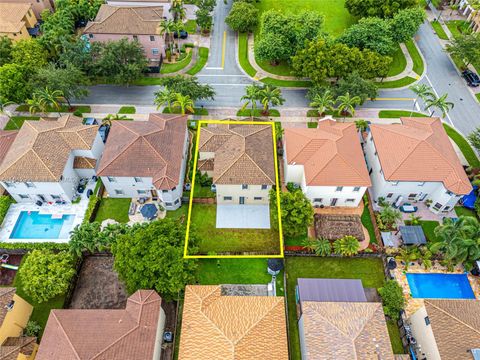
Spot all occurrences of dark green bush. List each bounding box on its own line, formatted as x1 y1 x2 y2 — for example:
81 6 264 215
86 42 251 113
83 195 100 223
0 196 14 224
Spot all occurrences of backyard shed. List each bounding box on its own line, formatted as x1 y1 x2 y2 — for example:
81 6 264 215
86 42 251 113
400 225 426 246
296 278 367 307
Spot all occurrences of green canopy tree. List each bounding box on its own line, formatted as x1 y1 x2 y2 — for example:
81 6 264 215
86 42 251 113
345 0 418 18
158 75 215 101
225 2 259 33
0 64 31 103
446 33 480 67
378 280 405 320
11 39 48 70
0 36 12 66
335 72 378 104
389 8 426 43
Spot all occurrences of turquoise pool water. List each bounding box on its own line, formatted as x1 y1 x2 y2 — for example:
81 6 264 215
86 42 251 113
406 273 475 299
10 211 75 240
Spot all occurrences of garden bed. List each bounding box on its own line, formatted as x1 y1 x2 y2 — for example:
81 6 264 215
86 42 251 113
314 214 365 241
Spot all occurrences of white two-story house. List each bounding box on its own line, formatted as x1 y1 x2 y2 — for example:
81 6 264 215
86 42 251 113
0 115 104 204
197 124 276 205
283 120 371 208
364 117 472 213
97 113 188 211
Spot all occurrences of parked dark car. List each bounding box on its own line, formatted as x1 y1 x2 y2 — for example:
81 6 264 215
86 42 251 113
462 69 480 87
174 30 188 39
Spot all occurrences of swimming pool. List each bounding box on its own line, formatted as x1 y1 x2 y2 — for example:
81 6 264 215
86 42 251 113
10 211 75 240
406 273 475 299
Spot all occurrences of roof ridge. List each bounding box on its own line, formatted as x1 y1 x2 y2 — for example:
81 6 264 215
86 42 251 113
213 137 246 183
426 300 480 337
30 149 57 181
52 311 82 360
92 324 141 359
308 303 353 340
243 151 275 184
336 151 369 183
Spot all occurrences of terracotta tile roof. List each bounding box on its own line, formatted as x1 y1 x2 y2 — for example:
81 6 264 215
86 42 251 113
0 131 17 166
370 117 471 194
300 301 394 360
97 114 187 190
178 285 288 360
84 5 163 35
424 299 480 359
0 3 32 33
73 156 97 169
284 120 371 187
198 124 275 185
0 336 37 360
0 288 16 326
0 115 98 182
36 290 162 360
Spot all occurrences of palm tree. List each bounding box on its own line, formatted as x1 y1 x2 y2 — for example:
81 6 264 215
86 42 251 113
170 0 186 21
396 247 419 271
154 87 177 112
333 236 360 256
173 93 194 115
309 90 334 118
354 120 369 133
27 93 48 115
258 85 285 115
0 98 13 122
425 93 454 118
160 19 175 54
408 213 422 225
409 83 435 116
336 92 361 120
240 84 260 119
102 114 127 127
172 21 184 55
35 87 65 116
302 237 331 256
379 204 402 229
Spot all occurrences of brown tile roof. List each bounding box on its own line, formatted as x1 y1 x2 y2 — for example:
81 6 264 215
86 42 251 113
300 301 394 360
84 5 163 35
0 288 16 326
284 120 371 187
198 124 275 185
370 117 472 194
97 114 187 190
0 336 37 360
178 285 289 360
0 3 32 33
0 115 98 182
73 156 97 169
424 299 480 359
36 290 162 360
0 131 17 166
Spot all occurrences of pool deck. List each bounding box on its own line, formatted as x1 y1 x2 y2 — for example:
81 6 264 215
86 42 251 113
0 181 95 243
392 262 480 316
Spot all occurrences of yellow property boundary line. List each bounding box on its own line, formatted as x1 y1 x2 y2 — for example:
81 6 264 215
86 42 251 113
183 120 284 259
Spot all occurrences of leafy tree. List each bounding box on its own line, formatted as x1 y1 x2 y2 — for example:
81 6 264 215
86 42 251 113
446 33 480 67
409 83 434 116
170 0 187 21
337 92 361 119
24 320 42 337
258 85 285 115
396 246 419 271
302 237 331 256
0 64 31 103
58 37 94 73
379 204 402 228
240 84 261 118
389 7 426 43
425 93 454 118
0 36 12 66
378 280 405 320
11 39 48 70
111 219 198 301
333 235 360 256
255 32 292 65
158 75 215 101
309 90 335 117
468 127 480 153
339 17 395 55
345 0 418 19
335 72 378 104
226 2 259 33
196 8 213 32
154 87 177 111
172 93 195 114
195 0 216 12
69 222 130 256
270 189 314 238
32 64 89 106
18 250 75 303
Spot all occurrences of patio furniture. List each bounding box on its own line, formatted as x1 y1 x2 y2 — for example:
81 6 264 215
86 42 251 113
399 225 427 246
140 203 158 220
399 204 417 213
128 202 137 215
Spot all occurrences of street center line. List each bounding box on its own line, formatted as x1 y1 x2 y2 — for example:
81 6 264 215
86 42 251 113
221 31 227 69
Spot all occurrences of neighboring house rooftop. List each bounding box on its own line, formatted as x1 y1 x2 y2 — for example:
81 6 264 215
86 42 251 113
36 290 162 360
0 288 16 326
0 131 18 166
284 120 371 187
84 4 163 35
178 285 288 360
424 299 480 359
0 3 32 34
0 115 98 182
297 278 367 303
370 117 471 194
97 114 187 190
198 124 275 185
301 301 394 359
0 336 37 360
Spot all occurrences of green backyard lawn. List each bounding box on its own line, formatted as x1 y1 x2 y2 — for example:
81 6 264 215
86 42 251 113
419 220 440 243
189 204 281 255
94 198 131 223
455 206 477 218
285 257 404 359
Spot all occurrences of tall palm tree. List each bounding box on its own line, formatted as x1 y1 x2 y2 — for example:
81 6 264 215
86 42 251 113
35 87 65 116
309 90 334 118
336 92 361 120
409 83 435 116
258 85 285 115
160 19 175 54
172 21 184 55
0 98 13 122
27 93 48 115
154 87 176 112
240 84 260 119
173 93 194 115
170 0 186 21
425 93 454 118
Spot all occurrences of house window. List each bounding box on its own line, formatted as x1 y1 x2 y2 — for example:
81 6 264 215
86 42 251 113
386 193 394 198
335 186 343 192
107 177 116 183
353 187 361 192
261 185 268 190
133 35 138 41
152 48 159 55
443 206 451 211
89 34 93 39
137 190 147 195
223 196 232 201
134 177 142 183
346 199 355 203
242 184 248 190
408 193 417 199
150 35 155 41
162 190 168 193
254 197 262 200
424 316 430 325
313 198 322 203
391 181 399 186
165 202 172 206
19 194 29 199
4 181 14 188
418 182 425 187
433 202 443 210
25 182 35 188
174 198 180 204
51 195 61 200
115 189 124 195
172 186 176 191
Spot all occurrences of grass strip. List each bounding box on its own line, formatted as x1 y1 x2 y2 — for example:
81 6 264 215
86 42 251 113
160 51 193 74
378 110 427 118
405 39 424 76
443 123 480 167
186 47 209 76
236 108 280 117
431 20 449 40
376 76 417 89
118 106 136 114
238 33 257 77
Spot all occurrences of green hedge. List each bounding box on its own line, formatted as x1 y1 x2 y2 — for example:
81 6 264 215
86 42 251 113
84 195 101 223
0 243 70 251
0 196 14 224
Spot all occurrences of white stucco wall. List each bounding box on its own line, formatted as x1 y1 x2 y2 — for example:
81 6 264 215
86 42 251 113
364 132 462 213
409 306 441 360
298 315 308 360
152 306 166 360
216 184 271 205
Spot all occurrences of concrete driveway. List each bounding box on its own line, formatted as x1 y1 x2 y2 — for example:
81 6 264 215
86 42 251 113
216 204 270 229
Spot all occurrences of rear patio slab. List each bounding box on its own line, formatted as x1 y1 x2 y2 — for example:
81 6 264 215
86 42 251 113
216 204 270 229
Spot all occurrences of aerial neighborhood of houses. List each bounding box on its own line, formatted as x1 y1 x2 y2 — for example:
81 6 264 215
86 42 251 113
3 0 480 359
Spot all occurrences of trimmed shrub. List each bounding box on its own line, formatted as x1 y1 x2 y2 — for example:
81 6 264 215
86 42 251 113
0 196 14 224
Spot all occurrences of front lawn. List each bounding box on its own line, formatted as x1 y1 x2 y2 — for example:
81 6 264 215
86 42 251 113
446 20 472 39
477 93 480 103
387 44 407 77
189 204 281 255
94 198 131 223
118 106 136 114
376 76 417 89
443 123 480 167
4 116 40 130
406 39 424 76
431 20 449 40
378 110 427 118
186 47 209 76
160 51 193 74
285 257 392 360
420 220 440 243
238 33 257 77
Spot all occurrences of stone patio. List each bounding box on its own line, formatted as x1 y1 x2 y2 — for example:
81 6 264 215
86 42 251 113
216 204 270 229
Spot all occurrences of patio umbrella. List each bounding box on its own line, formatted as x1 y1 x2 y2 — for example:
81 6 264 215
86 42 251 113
140 203 158 220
